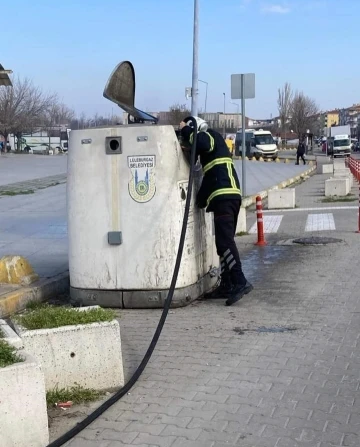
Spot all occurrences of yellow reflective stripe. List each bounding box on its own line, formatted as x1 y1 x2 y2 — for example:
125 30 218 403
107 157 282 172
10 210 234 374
203 157 232 174
207 188 241 206
188 132 213 151
227 163 237 189
205 132 215 152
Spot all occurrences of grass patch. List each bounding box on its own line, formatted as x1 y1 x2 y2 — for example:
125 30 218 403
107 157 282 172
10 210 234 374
236 231 249 236
321 195 356 203
14 304 116 330
0 339 23 368
46 384 104 407
0 328 4 338
25 300 48 311
0 189 34 196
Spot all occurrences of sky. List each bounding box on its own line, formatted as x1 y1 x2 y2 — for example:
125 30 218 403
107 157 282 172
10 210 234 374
2 0 359 120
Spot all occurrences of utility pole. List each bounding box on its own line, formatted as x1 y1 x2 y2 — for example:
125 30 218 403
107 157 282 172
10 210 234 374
198 79 208 113
230 101 240 131
191 0 199 116
223 93 226 137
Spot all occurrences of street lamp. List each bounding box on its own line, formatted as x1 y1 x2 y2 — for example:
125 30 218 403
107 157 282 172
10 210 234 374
230 101 240 131
223 93 226 137
198 79 208 113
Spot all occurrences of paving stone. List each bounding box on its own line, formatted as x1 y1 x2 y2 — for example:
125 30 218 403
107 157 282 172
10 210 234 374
66 440 110 447
47 168 360 447
132 434 176 447
101 431 139 443
159 426 201 440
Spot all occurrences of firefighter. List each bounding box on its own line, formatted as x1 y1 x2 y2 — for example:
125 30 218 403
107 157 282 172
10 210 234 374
179 117 253 306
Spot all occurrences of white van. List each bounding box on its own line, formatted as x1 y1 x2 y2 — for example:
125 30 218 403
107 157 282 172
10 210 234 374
330 134 351 158
235 129 278 160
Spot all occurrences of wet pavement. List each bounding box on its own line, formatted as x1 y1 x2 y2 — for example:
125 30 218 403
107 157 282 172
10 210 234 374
55 171 360 446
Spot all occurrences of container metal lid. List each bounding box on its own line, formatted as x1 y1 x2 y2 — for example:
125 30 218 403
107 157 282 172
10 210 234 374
103 61 157 123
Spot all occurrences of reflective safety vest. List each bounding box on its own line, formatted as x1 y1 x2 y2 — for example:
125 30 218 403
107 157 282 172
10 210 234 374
189 128 241 211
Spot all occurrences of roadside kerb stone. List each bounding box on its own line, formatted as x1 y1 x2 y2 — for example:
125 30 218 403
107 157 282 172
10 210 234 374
0 271 69 318
242 165 316 208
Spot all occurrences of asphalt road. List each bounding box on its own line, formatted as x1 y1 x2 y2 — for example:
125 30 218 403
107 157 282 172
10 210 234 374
0 153 67 186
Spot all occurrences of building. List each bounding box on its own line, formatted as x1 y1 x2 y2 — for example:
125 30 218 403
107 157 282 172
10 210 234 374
339 104 360 138
199 113 245 133
0 63 12 86
323 110 339 128
247 117 280 132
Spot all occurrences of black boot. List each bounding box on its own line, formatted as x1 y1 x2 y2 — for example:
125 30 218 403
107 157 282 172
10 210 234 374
202 277 232 299
225 281 254 306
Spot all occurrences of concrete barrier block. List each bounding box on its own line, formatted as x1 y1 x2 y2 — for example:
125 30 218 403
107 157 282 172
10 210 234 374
0 319 23 349
325 177 350 196
236 207 247 234
333 160 346 171
316 156 331 163
0 255 39 285
268 188 295 209
13 307 124 391
333 171 353 188
317 163 333 174
334 167 351 175
0 352 49 447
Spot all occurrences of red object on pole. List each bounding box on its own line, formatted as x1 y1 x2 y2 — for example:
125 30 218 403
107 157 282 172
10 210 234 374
357 179 360 234
350 156 360 233
255 195 267 246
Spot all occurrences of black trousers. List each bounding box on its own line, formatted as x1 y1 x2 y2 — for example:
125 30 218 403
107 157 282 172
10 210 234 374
212 199 247 286
296 154 306 164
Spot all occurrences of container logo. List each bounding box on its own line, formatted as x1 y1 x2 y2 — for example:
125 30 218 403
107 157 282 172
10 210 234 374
127 155 156 203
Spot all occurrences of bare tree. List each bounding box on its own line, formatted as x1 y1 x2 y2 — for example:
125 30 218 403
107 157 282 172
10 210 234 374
0 77 56 150
42 102 75 150
69 112 122 130
277 82 293 142
167 103 191 125
290 92 319 140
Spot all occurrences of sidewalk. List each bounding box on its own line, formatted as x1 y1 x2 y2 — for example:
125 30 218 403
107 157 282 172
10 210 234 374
0 159 313 317
55 174 360 445
247 171 359 237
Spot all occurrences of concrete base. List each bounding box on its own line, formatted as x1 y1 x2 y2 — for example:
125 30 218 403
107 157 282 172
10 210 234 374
0 353 49 447
70 271 218 309
14 311 125 391
236 207 247 234
268 188 296 209
317 164 334 174
325 178 350 197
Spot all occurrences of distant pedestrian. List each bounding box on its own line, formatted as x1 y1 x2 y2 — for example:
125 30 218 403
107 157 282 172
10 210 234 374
296 140 306 165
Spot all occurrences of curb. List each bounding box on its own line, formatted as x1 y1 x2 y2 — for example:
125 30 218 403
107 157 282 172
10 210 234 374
0 272 69 318
242 165 316 209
